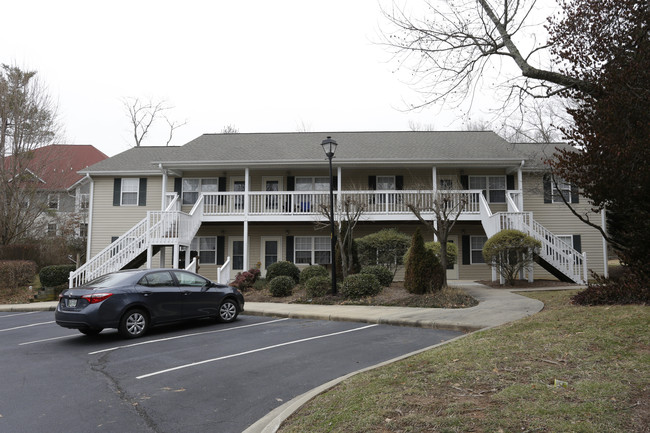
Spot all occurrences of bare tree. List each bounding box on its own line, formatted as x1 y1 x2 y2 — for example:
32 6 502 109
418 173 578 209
220 124 239 134
295 120 312 132
0 64 61 245
380 0 598 110
405 181 467 288
316 193 367 280
499 99 570 143
123 97 186 146
408 120 436 131
463 118 492 131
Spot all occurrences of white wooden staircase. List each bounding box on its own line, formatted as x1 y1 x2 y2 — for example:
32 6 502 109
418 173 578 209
479 192 587 284
69 196 205 288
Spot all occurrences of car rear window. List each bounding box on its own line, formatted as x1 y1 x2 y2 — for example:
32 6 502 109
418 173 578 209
82 272 135 289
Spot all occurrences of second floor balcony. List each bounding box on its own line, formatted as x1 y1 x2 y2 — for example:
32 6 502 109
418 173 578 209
166 189 523 223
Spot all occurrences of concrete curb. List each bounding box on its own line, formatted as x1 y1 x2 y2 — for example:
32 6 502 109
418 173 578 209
242 330 480 433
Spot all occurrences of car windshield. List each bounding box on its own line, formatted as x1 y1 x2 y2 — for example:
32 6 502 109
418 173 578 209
82 272 134 289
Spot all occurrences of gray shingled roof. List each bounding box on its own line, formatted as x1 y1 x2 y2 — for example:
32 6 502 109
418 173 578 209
81 132 572 174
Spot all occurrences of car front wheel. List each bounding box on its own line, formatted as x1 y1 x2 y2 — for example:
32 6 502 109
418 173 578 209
217 299 239 323
119 309 149 338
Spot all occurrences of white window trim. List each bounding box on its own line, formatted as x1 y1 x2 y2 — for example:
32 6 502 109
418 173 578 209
552 180 572 203
294 236 331 265
470 235 488 264
182 178 219 205
469 175 507 204
121 178 139 206
295 176 330 191
191 236 217 265
376 175 396 191
48 193 59 210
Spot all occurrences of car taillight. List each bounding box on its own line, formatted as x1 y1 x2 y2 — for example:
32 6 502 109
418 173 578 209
82 293 113 304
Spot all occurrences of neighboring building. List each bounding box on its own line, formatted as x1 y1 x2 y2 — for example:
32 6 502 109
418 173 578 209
15 144 109 238
71 132 607 287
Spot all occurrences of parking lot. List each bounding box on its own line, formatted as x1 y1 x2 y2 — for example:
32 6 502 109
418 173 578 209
0 310 462 433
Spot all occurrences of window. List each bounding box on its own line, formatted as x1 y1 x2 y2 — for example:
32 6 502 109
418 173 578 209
294 236 331 264
191 237 217 264
232 240 244 270
182 178 220 205
79 223 88 238
469 176 506 203
121 178 139 205
470 236 487 264
138 271 175 288
376 176 396 191
79 194 89 210
48 194 59 210
173 270 209 287
439 179 454 190
47 223 57 236
552 179 572 203
296 177 330 191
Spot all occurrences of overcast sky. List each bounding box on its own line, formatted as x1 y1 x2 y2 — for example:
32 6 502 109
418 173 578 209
3 0 556 157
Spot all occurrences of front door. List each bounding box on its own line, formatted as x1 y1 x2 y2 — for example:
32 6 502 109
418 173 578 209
262 176 282 212
260 236 281 277
446 236 459 280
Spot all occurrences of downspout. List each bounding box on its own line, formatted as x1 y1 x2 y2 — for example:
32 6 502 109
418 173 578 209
159 164 168 211
518 160 524 211
243 168 250 271
602 209 608 278
86 174 94 261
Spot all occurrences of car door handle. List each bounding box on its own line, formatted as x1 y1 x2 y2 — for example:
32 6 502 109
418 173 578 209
183 290 192 295
142 291 153 296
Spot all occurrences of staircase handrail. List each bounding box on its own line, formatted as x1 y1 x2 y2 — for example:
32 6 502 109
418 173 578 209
218 256 231 284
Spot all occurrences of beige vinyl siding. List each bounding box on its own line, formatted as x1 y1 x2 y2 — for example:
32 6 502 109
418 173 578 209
89 176 163 258
522 172 605 276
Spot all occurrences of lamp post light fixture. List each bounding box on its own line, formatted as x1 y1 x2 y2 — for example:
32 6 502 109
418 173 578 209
320 136 338 295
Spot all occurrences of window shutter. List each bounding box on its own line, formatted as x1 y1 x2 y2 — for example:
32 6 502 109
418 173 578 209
111 236 118 243
462 235 470 265
113 178 121 206
218 177 227 192
506 175 515 190
217 236 225 265
287 176 295 191
368 176 377 190
286 236 294 262
396 175 404 191
572 235 582 253
460 175 469 190
174 178 182 196
543 174 552 203
138 178 147 206
571 184 580 203
332 176 338 191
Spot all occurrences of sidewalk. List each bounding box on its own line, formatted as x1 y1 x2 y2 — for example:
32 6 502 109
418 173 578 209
0 282 553 332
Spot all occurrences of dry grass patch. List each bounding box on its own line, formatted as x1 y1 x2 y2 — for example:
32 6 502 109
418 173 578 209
279 290 649 433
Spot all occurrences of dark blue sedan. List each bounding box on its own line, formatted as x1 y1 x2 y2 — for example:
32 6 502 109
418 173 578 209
55 269 244 338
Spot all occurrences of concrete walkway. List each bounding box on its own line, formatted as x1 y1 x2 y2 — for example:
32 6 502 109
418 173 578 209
0 281 551 332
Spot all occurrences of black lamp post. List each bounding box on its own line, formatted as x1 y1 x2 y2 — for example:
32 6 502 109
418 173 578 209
320 136 338 295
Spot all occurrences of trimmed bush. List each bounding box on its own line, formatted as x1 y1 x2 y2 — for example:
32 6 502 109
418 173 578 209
39 264 75 288
231 268 261 291
482 230 541 286
265 261 300 283
340 273 382 299
268 275 295 297
404 229 437 294
299 265 328 284
360 265 393 287
357 228 410 275
304 275 332 298
0 260 37 289
252 278 268 291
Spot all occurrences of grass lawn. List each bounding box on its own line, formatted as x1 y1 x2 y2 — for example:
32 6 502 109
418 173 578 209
279 290 649 433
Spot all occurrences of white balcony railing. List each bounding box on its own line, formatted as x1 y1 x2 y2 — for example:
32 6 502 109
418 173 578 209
201 190 483 217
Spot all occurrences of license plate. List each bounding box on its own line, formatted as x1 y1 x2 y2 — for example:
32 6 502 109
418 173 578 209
67 299 77 308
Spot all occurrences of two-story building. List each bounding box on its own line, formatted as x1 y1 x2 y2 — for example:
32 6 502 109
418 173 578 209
71 131 607 287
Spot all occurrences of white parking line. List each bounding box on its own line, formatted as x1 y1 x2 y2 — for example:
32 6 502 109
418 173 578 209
0 312 39 318
0 321 55 332
137 324 379 380
89 318 290 355
20 334 79 345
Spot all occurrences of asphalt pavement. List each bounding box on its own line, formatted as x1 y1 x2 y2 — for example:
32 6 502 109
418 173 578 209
0 281 575 433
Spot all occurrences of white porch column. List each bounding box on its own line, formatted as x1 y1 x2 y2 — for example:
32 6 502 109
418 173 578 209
243 168 250 271
173 244 180 269
86 175 94 261
159 247 166 268
432 166 437 195
147 245 153 269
